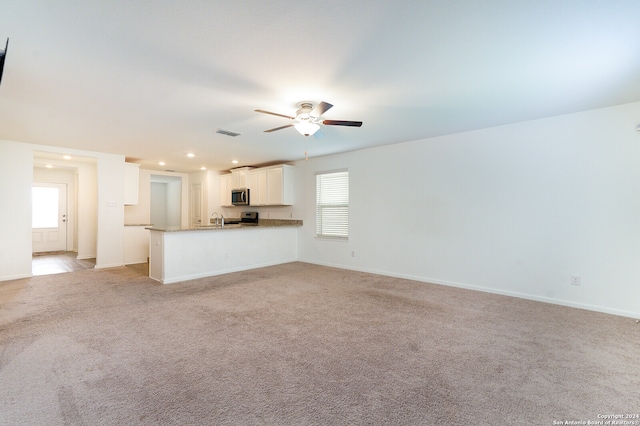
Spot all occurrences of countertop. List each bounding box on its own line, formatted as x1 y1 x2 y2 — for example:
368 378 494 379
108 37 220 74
147 219 302 232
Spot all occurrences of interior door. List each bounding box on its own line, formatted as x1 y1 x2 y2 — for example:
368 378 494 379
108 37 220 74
190 183 202 228
32 183 68 253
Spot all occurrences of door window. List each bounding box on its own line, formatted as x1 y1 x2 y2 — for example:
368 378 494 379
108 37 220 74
32 186 59 228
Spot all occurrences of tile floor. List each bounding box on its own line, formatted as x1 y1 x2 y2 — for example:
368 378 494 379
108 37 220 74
32 251 96 276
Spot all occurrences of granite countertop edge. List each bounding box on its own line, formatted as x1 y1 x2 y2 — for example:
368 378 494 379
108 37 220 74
147 219 302 232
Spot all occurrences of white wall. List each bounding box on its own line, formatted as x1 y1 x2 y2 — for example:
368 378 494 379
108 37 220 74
166 180 182 227
95 154 125 268
207 171 220 217
124 169 152 225
76 162 98 259
296 102 640 318
0 141 33 280
188 170 208 224
150 183 168 228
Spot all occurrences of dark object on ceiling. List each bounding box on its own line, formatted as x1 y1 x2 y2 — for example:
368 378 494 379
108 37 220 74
0 38 8 86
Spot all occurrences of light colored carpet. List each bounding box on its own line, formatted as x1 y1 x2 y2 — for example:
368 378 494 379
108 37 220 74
1 262 638 425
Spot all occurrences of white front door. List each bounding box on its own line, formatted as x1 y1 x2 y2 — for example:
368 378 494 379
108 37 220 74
32 183 68 253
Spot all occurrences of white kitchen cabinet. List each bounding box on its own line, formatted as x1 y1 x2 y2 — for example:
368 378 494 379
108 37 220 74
267 167 284 205
124 162 140 205
255 169 268 205
230 167 252 189
219 173 232 207
249 165 293 206
247 170 259 205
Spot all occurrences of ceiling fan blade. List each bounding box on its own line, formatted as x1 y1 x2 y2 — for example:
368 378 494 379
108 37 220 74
0 38 8 86
264 124 294 133
255 109 295 120
312 101 333 117
322 120 363 127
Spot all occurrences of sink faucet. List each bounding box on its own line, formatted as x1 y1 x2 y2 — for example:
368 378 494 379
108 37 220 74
211 212 225 227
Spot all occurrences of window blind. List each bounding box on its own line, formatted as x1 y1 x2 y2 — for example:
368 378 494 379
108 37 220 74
316 170 349 239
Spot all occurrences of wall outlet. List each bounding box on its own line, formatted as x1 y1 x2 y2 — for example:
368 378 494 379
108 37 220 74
571 275 581 286
351 250 355 258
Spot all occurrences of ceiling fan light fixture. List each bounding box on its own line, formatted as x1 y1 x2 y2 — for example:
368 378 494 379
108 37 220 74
256 100 361 135
295 121 320 136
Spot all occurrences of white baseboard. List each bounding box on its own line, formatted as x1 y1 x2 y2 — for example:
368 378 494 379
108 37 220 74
0 273 33 282
124 260 149 265
94 262 125 269
76 254 97 260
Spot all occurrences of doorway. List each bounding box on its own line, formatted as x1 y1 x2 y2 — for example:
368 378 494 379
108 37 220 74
32 152 98 276
150 175 182 228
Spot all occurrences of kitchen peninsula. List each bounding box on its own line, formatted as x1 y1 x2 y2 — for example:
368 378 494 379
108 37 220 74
148 219 302 284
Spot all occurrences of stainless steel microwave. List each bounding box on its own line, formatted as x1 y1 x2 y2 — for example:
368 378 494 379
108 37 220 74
231 188 249 206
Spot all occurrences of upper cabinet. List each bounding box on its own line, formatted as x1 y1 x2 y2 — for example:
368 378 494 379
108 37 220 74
123 162 140 205
230 167 252 189
220 167 252 207
221 164 294 207
247 169 262 205
219 173 233 207
248 165 294 206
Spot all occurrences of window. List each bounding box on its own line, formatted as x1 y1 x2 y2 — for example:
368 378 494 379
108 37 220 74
316 170 349 239
32 186 59 228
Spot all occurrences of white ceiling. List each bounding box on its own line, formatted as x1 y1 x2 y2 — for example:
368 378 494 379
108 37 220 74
1 1 639 173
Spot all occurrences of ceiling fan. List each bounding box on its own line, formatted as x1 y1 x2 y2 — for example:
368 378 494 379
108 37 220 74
255 101 362 136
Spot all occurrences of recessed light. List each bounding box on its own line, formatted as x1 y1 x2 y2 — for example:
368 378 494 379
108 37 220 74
63 155 72 160
46 164 53 168
187 153 195 158
232 160 239 164
200 166 207 171
159 161 166 166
